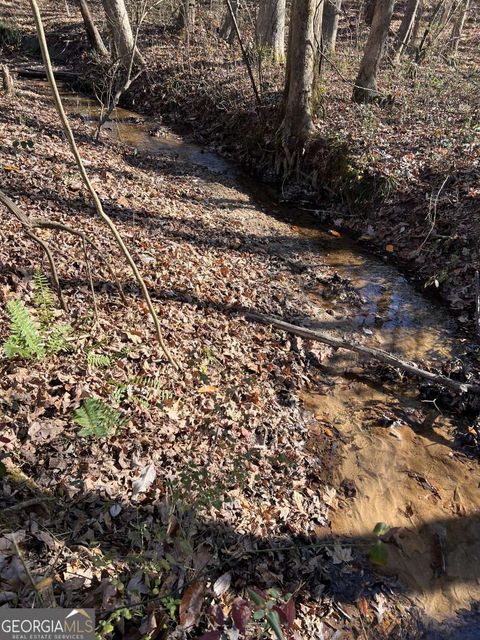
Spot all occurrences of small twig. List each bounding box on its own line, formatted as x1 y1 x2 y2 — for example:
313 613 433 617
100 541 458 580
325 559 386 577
225 0 262 106
12 533 45 606
2 496 56 514
416 175 449 253
82 237 98 320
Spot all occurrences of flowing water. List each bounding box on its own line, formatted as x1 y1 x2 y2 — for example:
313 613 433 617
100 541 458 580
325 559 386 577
30 79 480 627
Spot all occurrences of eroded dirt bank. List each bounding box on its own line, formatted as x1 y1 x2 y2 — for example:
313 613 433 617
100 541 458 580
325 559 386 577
1 74 480 638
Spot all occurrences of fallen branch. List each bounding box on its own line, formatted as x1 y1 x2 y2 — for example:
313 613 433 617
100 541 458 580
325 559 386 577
245 312 480 394
30 0 177 368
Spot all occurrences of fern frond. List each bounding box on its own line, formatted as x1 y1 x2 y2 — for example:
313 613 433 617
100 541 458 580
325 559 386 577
87 351 113 368
46 324 73 354
129 376 172 403
73 398 125 438
3 300 44 359
32 270 55 327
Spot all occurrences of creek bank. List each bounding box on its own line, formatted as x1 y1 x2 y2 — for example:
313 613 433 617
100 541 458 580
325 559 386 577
5 12 480 336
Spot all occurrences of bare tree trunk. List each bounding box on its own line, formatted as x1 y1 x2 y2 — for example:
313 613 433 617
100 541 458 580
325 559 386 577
450 0 470 53
393 0 420 60
1 64 14 95
78 0 109 57
313 0 325 54
177 0 196 30
219 0 237 43
281 0 317 163
322 0 342 53
364 0 376 24
256 0 287 61
353 0 394 103
101 0 143 66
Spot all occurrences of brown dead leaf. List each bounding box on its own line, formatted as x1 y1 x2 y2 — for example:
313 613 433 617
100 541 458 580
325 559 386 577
198 385 219 394
179 580 207 629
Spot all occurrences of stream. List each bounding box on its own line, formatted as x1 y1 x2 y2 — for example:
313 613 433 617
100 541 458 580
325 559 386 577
31 79 480 630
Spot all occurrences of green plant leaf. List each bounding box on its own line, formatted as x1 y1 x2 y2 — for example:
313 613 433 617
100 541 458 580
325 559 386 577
266 610 284 640
373 522 389 537
370 540 388 566
248 589 266 607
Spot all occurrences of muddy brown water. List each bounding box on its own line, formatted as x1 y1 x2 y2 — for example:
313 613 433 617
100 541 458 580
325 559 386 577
31 81 480 625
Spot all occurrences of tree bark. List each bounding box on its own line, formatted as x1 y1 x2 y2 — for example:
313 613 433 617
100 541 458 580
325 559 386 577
219 0 237 43
353 0 394 103
364 0 376 25
281 0 317 163
1 64 14 95
393 0 420 60
256 0 287 62
78 0 109 57
450 0 470 53
313 0 325 55
177 0 196 31
101 0 143 66
322 0 342 54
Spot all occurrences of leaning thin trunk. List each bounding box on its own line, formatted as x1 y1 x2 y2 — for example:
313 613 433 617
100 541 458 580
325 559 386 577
78 0 109 57
322 0 342 53
101 0 143 66
353 0 394 103
219 0 237 43
256 0 287 62
450 0 470 53
281 0 317 163
410 0 424 49
393 0 420 60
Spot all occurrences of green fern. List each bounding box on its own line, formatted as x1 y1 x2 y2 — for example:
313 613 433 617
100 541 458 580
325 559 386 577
87 351 113 368
73 398 126 438
3 300 45 359
32 270 55 327
109 376 172 407
47 324 73 354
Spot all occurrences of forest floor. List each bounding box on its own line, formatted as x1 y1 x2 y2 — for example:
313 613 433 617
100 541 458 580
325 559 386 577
1 2 480 639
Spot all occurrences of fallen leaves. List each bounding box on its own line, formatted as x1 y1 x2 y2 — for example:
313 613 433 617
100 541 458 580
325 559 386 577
179 580 207 629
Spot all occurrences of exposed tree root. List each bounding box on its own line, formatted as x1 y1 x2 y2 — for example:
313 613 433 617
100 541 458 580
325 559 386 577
0 189 125 312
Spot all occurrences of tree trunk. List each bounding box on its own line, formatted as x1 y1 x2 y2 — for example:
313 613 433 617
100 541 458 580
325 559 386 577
219 0 237 43
393 0 420 60
78 0 109 57
101 0 143 66
410 0 424 48
1 64 14 95
313 0 325 55
322 0 342 54
353 0 394 103
364 0 376 24
282 0 317 162
450 0 470 53
177 0 196 31
256 0 287 62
